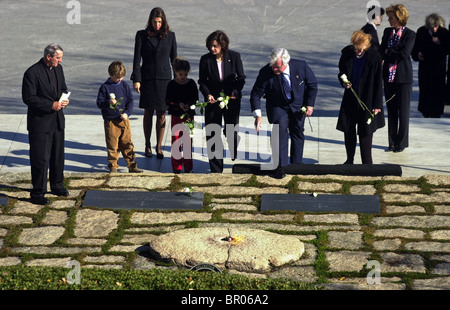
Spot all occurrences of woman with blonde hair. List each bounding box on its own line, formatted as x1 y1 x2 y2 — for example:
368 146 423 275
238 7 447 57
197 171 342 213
337 30 384 164
412 13 450 118
380 4 415 153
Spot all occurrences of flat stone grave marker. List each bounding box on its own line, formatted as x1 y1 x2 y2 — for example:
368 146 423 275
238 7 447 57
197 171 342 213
83 190 204 210
260 193 380 214
0 197 8 206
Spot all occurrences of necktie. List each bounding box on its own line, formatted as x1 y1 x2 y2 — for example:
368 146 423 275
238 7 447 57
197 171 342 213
282 73 291 100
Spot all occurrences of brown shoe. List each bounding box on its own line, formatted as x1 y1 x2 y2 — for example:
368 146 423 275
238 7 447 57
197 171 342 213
129 166 143 173
110 167 118 173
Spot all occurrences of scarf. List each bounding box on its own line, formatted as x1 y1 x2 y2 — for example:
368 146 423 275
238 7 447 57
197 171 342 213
387 27 404 83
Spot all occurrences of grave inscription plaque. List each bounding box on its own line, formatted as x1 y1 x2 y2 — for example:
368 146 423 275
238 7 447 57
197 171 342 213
83 190 204 210
260 193 379 214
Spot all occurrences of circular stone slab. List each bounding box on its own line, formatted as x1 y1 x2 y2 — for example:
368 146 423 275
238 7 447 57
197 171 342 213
149 227 304 273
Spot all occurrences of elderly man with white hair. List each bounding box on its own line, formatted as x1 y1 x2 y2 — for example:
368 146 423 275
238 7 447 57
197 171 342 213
250 48 318 179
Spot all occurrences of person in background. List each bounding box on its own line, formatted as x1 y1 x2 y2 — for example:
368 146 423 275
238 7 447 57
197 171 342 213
166 57 198 174
361 4 385 51
380 4 415 153
96 60 143 174
446 23 450 104
198 30 246 173
250 48 318 179
22 44 70 205
412 13 450 118
337 31 385 165
131 7 177 159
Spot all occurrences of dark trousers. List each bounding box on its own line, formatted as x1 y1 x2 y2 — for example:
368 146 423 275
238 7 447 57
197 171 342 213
384 82 412 149
205 99 240 173
28 128 65 198
344 130 373 164
272 106 305 167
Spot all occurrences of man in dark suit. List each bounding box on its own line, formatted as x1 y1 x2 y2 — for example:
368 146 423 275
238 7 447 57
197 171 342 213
22 44 70 205
361 5 385 50
250 48 318 179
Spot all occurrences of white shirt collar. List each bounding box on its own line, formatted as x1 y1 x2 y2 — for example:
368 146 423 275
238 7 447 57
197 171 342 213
283 64 290 77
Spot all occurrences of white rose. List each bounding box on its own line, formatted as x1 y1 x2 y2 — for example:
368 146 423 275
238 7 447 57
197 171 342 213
219 101 226 109
190 105 196 110
301 106 307 113
217 97 224 102
366 118 372 125
110 93 116 99
340 74 350 84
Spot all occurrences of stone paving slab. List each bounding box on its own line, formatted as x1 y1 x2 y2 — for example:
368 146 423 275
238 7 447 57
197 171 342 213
1 172 450 290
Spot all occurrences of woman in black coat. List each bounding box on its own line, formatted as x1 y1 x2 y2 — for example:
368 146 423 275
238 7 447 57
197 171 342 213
337 30 384 164
131 7 177 159
379 4 415 153
198 30 246 173
412 13 450 118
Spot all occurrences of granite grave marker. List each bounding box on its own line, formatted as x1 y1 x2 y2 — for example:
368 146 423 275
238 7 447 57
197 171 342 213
260 193 380 214
83 190 204 210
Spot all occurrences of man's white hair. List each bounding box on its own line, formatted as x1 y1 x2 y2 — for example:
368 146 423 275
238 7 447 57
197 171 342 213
270 48 290 67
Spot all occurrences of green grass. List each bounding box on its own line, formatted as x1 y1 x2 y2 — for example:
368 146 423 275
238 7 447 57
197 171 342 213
0 265 321 290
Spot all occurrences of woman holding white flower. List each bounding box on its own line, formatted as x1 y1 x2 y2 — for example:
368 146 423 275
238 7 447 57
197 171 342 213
198 30 246 172
337 30 384 164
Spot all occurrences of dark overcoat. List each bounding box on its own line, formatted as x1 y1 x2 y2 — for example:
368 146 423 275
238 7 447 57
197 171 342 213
411 25 450 117
337 45 385 136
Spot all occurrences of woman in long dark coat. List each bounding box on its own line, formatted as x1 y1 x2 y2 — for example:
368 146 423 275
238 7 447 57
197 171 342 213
412 13 450 118
198 30 246 173
337 30 385 164
131 7 177 159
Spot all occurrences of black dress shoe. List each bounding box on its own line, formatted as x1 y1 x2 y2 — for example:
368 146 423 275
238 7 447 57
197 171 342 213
385 146 395 152
51 188 69 197
394 147 405 153
273 167 286 179
156 152 164 159
31 196 49 205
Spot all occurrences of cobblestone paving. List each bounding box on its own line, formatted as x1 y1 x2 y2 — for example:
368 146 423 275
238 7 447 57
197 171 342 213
0 172 449 290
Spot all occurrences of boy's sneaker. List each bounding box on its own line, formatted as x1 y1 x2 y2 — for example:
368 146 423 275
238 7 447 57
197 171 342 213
129 166 143 173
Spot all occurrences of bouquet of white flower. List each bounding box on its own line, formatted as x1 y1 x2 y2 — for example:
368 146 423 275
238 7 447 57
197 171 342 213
217 92 230 110
109 93 123 112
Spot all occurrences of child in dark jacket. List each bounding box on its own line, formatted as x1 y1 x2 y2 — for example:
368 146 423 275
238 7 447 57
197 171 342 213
96 60 142 173
166 58 199 173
